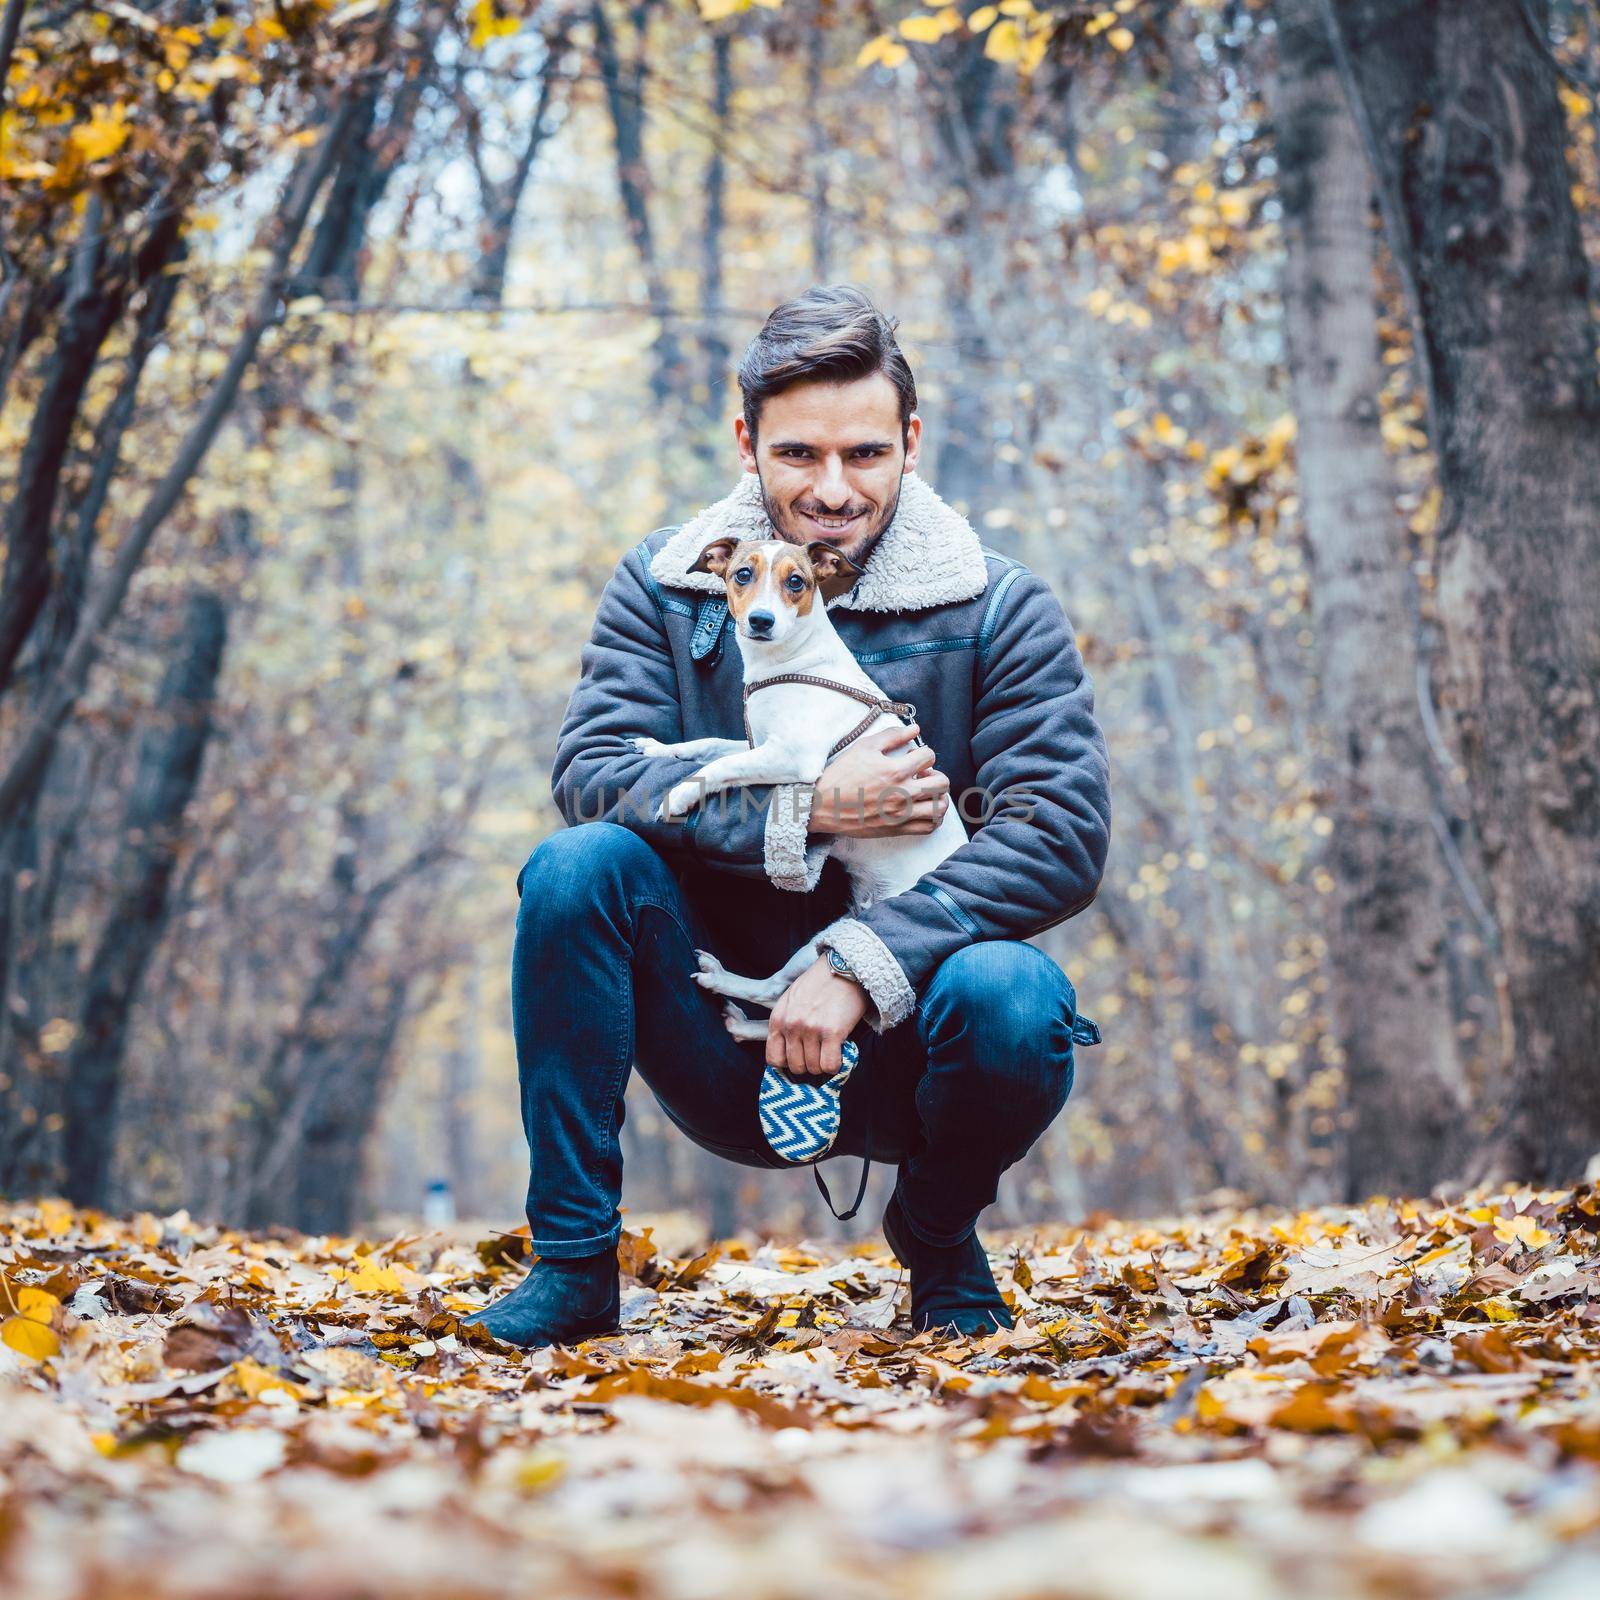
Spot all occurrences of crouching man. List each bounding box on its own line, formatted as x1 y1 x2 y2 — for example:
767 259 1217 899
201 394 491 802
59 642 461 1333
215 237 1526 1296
469 284 1111 1346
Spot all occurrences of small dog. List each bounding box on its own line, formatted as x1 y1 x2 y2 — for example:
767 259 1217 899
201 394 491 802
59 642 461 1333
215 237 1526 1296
631 534 968 1041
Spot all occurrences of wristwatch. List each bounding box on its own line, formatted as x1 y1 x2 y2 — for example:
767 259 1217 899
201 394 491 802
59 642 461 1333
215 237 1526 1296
825 947 861 985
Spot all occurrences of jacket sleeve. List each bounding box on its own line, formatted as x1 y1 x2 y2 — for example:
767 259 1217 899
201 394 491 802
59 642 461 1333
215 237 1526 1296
550 545 832 883
816 570 1110 1030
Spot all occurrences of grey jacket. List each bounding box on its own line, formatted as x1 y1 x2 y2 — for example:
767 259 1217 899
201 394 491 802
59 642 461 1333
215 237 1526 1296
549 469 1112 1033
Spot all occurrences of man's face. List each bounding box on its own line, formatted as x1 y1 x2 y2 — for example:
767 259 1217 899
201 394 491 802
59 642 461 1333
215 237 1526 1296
733 371 922 570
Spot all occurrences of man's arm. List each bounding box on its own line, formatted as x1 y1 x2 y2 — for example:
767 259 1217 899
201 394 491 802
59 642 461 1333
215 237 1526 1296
550 544 832 882
814 570 1111 1029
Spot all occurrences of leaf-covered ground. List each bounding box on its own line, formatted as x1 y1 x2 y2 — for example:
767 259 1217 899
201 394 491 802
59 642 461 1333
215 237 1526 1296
4 1185 1600 1599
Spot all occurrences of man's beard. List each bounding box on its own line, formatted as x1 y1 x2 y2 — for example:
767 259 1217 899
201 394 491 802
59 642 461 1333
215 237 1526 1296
754 467 905 572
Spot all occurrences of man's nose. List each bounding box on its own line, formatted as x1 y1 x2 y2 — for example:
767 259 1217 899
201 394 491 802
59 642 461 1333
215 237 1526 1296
747 610 775 636
814 455 850 508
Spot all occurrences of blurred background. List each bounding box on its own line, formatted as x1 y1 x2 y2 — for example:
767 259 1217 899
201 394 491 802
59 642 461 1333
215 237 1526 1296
0 0 1596 1243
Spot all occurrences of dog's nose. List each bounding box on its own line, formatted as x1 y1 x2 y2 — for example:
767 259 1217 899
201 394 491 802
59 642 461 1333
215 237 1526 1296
747 610 775 636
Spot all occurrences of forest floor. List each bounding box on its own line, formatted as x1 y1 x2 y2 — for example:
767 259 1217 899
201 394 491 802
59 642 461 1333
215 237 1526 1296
3 1185 1599 1600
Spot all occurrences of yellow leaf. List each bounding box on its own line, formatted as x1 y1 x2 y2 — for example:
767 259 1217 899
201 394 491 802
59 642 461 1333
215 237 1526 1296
967 4 998 28
229 1358 305 1401
1408 485 1441 536
339 1258 404 1294
984 18 1021 60
1107 25 1135 50
1218 190 1251 225
1493 1214 1553 1250
856 35 909 68
69 104 131 163
513 1451 566 1492
15 1286 57 1321
900 9 964 42
468 0 522 49
2 1315 59 1361
39 1017 76 1053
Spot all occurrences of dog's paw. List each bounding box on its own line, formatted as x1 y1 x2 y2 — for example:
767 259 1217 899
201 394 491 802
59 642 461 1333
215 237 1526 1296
692 950 727 988
658 779 702 820
722 1000 769 1042
630 735 670 757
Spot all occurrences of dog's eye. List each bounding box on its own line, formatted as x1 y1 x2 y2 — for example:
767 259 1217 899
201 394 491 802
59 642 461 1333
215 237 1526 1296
733 567 753 585
786 573 805 592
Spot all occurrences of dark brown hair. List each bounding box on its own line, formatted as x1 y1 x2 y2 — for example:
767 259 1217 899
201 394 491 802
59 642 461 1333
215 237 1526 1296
737 284 918 443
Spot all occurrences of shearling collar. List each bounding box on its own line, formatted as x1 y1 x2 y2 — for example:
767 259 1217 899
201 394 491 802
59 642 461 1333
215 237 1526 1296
649 469 989 614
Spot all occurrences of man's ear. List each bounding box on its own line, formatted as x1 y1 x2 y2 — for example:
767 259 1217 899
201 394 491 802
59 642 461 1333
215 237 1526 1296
804 540 864 583
691 537 738 578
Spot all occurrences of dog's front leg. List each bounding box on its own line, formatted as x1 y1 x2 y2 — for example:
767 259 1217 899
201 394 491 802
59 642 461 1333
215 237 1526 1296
657 744 819 821
630 735 747 761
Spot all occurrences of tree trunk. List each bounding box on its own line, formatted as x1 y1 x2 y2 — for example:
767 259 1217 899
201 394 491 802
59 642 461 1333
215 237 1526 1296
700 28 732 431
466 41 557 309
928 41 1016 520
590 0 686 408
1269 0 1470 1197
62 589 227 1206
1322 0 1600 1180
289 975 411 1235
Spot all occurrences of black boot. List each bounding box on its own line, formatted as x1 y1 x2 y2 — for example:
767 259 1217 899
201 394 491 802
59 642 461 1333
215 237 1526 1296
463 1248 620 1349
882 1189 1014 1338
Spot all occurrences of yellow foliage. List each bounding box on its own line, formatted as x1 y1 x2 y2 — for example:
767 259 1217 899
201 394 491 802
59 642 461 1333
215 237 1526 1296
2 1314 59 1361
1493 1214 1554 1250
967 4 999 28
984 19 1022 62
229 1358 307 1401
333 1258 407 1294
68 104 131 164
468 0 522 50
1218 190 1253 225
857 34 909 69
899 9 964 43
1 1284 59 1362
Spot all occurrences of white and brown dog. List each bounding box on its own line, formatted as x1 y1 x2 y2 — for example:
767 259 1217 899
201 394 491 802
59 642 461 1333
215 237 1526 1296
632 535 967 1040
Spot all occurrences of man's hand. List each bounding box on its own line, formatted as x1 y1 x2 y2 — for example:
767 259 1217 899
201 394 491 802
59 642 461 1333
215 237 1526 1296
765 956 870 1078
808 721 951 838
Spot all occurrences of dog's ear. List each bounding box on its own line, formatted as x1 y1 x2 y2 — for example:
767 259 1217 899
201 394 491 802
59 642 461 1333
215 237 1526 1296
691 536 739 578
804 540 864 584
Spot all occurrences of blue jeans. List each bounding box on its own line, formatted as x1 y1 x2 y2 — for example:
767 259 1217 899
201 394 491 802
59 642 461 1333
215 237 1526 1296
513 822 1083 1255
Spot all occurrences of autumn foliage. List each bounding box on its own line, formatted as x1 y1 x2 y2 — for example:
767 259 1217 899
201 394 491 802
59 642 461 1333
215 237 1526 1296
5 1186 1600 1594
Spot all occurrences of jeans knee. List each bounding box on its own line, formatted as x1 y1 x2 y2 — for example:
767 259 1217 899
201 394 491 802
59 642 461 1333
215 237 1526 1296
515 823 671 915
922 941 1076 1096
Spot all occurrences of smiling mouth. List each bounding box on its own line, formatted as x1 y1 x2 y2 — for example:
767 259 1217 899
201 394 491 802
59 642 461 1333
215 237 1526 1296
800 508 866 534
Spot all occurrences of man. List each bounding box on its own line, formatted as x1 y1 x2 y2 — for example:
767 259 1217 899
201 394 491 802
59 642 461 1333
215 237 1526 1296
469 284 1111 1347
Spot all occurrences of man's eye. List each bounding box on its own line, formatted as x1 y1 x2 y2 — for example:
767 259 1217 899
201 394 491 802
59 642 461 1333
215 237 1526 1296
733 568 753 584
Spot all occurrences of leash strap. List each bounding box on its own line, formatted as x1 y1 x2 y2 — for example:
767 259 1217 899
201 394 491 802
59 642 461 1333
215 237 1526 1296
810 1055 873 1222
742 672 918 758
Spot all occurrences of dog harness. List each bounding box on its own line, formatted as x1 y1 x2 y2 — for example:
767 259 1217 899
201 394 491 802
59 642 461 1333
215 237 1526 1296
742 673 918 755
